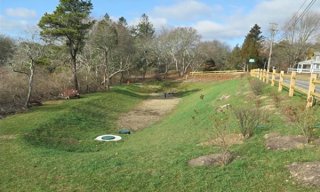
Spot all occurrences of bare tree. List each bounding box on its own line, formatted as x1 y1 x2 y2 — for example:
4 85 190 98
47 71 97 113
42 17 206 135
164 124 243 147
159 27 200 76
87 17 132 90
196 40 230 71
282 12 320 66
10 32 46 108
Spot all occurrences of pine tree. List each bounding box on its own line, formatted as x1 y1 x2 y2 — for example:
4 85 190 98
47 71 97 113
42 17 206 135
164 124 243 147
135 13 155 39
38 0 93 91
241 24 264 69
227 45 242 70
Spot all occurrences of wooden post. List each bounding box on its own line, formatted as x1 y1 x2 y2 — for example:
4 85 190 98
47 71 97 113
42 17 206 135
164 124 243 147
278 71 284 92
264 69 268 83
271 69 275 86
306 74 317 108
257 69 260 78
259 69 262 80
289 72 296 97
266 69 269 84
262 69 265 82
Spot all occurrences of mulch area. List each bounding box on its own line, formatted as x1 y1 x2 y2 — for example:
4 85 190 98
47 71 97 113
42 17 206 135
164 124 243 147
287 162 320 187
188 152 234 167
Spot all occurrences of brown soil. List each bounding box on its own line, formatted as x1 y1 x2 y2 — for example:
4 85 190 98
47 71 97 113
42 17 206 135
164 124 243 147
188 152 234 167
287 162 320 187
264 132 308 150
199 134 244 147
118 93 181 131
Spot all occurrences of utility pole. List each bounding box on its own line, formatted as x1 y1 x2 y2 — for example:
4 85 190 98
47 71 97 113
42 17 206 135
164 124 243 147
267 23 277 72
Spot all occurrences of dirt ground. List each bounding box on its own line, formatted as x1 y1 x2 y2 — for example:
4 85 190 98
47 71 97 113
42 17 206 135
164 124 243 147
118 93 181 131
264 132 320 150
264 132 308 150
188 152 234 167
287 162 320 187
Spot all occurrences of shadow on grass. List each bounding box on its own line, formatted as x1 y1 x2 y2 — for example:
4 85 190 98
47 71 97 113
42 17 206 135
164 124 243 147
175 89 202 98
31 103 67 113
114 87 202 99
113 89 149 99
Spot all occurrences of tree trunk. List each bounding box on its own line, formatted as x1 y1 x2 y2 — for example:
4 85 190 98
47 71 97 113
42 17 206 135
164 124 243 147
25 60 35 108
120 71 124 84
71 55 79 91
85 73 89 93
106 77 110 91
104 50 109 90
172 54 179 72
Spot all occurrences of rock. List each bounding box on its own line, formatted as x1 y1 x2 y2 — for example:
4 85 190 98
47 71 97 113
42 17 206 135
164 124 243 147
118 129 131 134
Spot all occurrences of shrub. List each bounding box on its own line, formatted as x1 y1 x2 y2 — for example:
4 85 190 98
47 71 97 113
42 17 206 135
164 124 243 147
282 105 304 123
270 90 282 108
212 113 232 165
296 108 319 143
233 106 262 139
249 78 264 95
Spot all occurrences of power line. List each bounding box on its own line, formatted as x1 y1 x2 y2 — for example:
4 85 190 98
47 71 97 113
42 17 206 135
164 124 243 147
293 0 317 25
287 0 308 25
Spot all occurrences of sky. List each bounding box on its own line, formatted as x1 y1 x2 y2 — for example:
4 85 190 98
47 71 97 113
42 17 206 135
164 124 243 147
0 0 320 47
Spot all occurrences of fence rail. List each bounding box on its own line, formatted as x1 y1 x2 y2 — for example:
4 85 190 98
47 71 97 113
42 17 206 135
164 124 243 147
251 69 319 108
287 68 320 74
190 70 244 75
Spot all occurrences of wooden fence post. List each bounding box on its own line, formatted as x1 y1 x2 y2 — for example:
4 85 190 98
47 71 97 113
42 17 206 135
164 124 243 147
257 69 260 78
289 72 296 97
278 71 284 92
258 69 261 80
262 69 266 82
266 69 270 84
271 69 275 86
306 74 317 108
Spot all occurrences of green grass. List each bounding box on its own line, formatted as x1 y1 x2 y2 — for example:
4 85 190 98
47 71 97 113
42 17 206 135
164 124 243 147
0 79 320 191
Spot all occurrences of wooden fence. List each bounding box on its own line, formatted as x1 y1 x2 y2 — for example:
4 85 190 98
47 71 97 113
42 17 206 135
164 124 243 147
251 69 320 108
187 70 245 81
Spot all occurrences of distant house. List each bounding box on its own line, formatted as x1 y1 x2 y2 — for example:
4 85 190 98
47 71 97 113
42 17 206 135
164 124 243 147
288 52 320 73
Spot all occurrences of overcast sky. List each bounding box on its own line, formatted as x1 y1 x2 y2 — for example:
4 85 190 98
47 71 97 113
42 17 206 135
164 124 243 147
0 0 319 47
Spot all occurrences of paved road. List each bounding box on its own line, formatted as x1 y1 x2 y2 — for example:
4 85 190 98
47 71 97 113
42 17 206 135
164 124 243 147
281 78 320 93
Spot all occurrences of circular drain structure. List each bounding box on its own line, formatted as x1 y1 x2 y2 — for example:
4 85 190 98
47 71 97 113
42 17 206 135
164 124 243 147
95 134 122 142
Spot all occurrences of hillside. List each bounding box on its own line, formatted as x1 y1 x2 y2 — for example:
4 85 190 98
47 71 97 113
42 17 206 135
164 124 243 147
1 78 320 192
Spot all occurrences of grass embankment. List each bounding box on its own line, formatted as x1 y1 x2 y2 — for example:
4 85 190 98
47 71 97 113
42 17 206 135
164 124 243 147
0 79 319 191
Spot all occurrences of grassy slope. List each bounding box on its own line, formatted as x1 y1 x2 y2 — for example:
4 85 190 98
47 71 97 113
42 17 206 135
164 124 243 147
0 79 319 192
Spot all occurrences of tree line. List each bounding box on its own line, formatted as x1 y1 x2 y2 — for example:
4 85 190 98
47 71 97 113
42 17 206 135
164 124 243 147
0 0 319 115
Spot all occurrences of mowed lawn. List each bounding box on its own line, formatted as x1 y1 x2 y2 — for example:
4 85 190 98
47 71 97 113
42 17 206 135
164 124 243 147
1 79 320 192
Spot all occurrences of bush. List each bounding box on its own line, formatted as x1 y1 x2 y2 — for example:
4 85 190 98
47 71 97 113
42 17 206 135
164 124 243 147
233 106 262 139
296 108 319 143
212 113 233 165
249 78 264 95
270 90 282 108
